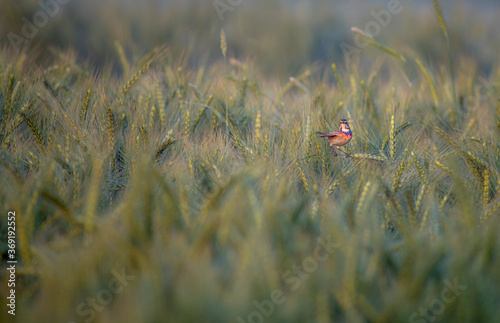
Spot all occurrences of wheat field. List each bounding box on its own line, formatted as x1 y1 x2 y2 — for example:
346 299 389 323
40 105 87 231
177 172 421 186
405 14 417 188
1 1 500 322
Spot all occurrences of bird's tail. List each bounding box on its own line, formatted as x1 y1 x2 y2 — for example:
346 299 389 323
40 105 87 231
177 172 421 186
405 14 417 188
316 131 327 137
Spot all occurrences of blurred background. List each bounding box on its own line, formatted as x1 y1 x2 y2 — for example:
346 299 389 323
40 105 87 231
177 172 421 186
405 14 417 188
2 1 500 322
1 0 499 76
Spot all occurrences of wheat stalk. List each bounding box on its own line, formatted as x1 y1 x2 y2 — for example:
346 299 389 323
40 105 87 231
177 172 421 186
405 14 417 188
295 159 309 192
220 29 227 58
392 159 407 191
382 122 411 150
412 152 428 184
433 0 456 104
255 111 261 140
115 40 130 76
356 181 371 217
389 115 395 160
107 108 115 150
415 58 439 106
5 74 14 119
121 61 151 95
19 110 45 151
351 27 406 62
483 169 490 207
80 89 91 124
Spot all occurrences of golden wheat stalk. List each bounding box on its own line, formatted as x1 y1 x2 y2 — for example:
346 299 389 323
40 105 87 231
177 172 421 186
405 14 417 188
184 110 190 138
392 159 407 191
433 0 448 39
149 105 155 128
220 29 227 58
155 136 176 161
483 169 490 207
121 61 151 95
107 108 115 150
80 88 91 124
415 183 427 213
255 111 262 140
61 110 83 139
389 115 395 160
412 152 428 183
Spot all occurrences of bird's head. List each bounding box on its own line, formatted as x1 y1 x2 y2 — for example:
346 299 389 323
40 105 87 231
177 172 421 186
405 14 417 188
339 119 351 132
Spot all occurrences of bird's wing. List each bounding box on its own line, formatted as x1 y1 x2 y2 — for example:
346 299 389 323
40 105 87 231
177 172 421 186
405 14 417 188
323 131 340 137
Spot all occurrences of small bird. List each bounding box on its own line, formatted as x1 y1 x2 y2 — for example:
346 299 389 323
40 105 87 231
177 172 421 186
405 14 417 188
316 119 352 157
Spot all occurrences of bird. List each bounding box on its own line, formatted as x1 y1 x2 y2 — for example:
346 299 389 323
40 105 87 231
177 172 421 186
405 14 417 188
316 119 352 157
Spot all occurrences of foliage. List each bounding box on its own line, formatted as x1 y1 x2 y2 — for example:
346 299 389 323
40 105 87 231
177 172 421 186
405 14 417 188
1 1 500 322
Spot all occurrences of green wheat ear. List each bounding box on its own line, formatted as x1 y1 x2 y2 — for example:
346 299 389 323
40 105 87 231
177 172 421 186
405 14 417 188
189 83 203 102
382 121 411 150
352 153 385 161
115 40 130 76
